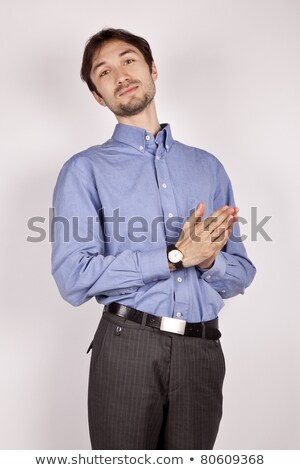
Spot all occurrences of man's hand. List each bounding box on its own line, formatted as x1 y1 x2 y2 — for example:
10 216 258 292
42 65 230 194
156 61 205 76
175 202 239 269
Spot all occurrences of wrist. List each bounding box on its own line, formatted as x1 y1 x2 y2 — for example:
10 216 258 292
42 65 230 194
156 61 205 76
197 259 215 270
166 244 184 271
168 260 177 272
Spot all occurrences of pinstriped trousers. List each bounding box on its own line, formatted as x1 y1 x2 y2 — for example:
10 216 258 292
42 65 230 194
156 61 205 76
88 311 225 450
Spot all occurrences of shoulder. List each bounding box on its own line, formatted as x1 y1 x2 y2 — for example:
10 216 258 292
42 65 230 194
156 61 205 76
56 139 115 181
173 139 225 172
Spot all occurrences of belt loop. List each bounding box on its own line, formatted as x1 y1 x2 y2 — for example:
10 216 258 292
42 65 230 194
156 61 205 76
201 322 206 339
141 312 147 329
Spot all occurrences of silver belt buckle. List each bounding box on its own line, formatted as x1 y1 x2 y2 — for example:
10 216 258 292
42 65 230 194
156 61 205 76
160 316 186 335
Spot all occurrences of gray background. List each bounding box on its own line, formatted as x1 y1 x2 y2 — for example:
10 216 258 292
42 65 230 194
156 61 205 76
1 0 299 449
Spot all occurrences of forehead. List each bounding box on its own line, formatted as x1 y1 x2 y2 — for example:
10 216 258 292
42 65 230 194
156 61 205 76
92 40 142 64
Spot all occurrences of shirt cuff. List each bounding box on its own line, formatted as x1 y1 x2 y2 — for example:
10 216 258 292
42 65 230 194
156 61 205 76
137 247 171 284
198 253 227 282
197 260 215 272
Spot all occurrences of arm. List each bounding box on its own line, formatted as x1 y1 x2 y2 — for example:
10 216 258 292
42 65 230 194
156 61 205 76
196 163 256 298
51 159 171 306
195 234 256 299
174 163 256 298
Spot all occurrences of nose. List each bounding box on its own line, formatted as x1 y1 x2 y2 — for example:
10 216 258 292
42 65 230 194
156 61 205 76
115 67 131 85
116 76 130 95
117 75 130 86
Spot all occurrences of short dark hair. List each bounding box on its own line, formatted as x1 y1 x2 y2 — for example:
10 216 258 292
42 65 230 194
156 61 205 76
80 28 154 96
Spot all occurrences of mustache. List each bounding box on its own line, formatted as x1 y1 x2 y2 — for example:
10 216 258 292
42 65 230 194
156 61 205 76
116 81 140 96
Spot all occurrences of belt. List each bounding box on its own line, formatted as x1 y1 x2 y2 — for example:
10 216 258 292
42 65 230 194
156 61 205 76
103 302 221 340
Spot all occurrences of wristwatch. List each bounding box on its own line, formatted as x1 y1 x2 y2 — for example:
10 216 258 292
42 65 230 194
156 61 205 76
167 244 184 270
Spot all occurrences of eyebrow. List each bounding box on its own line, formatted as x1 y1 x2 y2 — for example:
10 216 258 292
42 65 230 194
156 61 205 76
92 49 139 74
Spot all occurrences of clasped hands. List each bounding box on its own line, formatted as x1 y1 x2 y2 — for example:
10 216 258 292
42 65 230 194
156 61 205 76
175 203 239 269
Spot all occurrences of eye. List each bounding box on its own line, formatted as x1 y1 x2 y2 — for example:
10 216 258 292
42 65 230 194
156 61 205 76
100 70 110 78
124 59 135 65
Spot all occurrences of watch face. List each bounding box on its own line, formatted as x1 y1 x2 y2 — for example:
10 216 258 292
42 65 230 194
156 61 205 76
168 249 183 263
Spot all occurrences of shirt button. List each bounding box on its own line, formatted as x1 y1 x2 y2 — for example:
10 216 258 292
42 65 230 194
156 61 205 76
162 183 167 189
156 155 160 160
166 144 169 149
139 145 144 151
145 135 150 141
168 212 173 218
177 277 182 283
222 290 226 293
176 312 182 318
206 275 211 280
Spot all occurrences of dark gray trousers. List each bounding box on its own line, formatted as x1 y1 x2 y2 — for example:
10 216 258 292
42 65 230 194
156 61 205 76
88 311 225 450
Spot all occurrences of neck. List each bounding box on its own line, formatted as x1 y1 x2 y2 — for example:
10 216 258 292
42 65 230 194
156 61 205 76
115 100 161 137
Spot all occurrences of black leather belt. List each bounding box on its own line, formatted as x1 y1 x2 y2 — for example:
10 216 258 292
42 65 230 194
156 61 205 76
103 302 221 340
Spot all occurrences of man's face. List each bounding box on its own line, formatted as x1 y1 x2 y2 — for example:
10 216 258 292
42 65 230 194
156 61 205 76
90 40 157 117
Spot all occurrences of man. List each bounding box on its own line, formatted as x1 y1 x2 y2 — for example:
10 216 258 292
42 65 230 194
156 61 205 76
51 28 256 450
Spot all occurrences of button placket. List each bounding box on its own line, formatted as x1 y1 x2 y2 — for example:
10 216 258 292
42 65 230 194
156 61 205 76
156 160 179 242
156 166 179 222
172 267 189 322
154 152 186 317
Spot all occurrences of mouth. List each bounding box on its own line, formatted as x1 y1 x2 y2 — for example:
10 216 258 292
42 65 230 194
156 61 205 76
119 85 139 96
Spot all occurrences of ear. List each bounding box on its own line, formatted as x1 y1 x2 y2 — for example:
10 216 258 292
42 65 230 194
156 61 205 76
92 91 107 107
151 62 158 81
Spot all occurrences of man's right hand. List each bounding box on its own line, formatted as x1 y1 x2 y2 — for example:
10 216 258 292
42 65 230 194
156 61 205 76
175 202 239 269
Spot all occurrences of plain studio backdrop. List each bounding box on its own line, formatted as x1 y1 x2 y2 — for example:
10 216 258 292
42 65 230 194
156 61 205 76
0 0 299 450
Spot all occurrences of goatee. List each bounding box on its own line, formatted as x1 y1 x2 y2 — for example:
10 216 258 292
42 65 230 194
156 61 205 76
116 92 154 117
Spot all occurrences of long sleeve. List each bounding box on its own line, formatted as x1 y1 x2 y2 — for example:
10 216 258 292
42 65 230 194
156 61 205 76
51 123 255 321
196 162 256 298
51 159 171 307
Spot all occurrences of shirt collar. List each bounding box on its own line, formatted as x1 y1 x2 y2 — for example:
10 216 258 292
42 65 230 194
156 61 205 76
111 122 173 153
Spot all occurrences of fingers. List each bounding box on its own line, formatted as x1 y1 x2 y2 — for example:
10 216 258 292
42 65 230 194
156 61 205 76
212 227 230 245
189 202 205 225
186 202 205 238
177 202 239 265
194 202 205 223
211 211 238 243
227 212 239 228
205 206 239 234
203 205 230 231
179 202 239 246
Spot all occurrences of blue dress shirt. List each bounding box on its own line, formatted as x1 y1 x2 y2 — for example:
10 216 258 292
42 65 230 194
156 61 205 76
51 123 256 322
